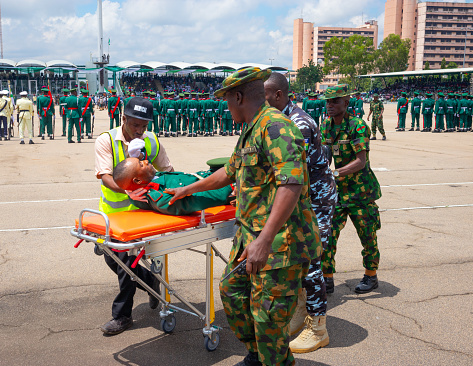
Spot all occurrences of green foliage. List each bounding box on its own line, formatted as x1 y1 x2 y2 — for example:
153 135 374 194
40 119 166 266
440 58 447 69
323 34 375 87
424 61 430 70
296 60 324 91
374 34 411 73
447 61 458 69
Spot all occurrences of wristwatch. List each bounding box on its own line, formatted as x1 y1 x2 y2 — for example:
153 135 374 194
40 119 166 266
333 169 340 178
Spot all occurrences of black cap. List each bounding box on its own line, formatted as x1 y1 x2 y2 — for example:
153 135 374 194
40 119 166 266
124 97 153 121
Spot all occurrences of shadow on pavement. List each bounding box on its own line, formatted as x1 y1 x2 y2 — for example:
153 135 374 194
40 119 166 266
325 315 368 348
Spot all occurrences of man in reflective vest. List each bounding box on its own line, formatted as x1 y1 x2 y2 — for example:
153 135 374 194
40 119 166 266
94 97 174 335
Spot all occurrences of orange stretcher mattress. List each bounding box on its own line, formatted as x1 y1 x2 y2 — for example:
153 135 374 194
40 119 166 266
75 205 236 242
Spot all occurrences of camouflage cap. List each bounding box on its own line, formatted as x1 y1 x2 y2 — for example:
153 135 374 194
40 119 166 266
320 84 352 100
214 67 272 98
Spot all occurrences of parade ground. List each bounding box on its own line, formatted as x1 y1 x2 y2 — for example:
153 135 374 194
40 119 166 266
1 103 472 366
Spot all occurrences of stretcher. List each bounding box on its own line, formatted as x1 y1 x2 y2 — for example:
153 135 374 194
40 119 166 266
70 205 236 351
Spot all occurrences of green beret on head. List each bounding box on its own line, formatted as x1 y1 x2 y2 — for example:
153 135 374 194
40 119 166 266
207 157 230 172
448 93 453 97
414 92 419 96
401 92 407 96
62 88 69 93
426 92 432 96
438 92 444 97
462 93 469 97
110 89 117 93
142 90 149 95
288 92 294 97
214 67 272 98
41 87 49 92
321 84 353 100
150 92 156 96
179 93 184 97
373 93 379 97
81 89 89 94
70 87 77 92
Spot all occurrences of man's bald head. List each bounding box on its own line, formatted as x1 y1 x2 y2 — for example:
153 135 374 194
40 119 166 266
263 73 289 111
113 158 156 191
265 72 289 96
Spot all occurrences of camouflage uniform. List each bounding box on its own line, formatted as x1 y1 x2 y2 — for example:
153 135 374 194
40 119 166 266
221 101 322 366
369 99 385 137
320 112 382 274
283 101 337 317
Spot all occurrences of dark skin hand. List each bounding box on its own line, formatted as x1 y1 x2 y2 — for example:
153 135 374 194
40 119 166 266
337 150 366 178
166 168 303 275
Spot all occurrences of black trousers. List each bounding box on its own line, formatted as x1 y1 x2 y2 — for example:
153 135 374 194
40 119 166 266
0 116 7 137
104 251 155 319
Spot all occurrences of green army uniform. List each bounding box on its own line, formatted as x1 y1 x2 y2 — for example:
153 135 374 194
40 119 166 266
353 95 364 119
151 92 160 134
66 89 81 143
314 95 324 124
409 92 421 130
301 93 309 112
108 91 122 129
421 93 435 131
320 84 382 279
458 93 469 131
59 89 69 136
445 93 456 132
37 89 55 139
218 100 233 135
130 171 232 215
304 93 316 120
320 98 327 120
467 95 473 130
141 91 153 131
181 93 191 135
176 94 184 134
369 96 385 138
164 93 177 136
123 94 133 109
213 98 221 134
187 93 200 136
347 96 356 115
158 93 167 134
201 93 214 135
78 90 94 138
396 92 408 130
434 92 446 132
453 94 460 129
216 68 321 366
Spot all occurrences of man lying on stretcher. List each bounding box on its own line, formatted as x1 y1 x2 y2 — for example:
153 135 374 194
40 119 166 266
113 157 234 215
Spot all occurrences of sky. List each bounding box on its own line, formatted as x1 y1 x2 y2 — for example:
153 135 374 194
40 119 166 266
1 0 472 69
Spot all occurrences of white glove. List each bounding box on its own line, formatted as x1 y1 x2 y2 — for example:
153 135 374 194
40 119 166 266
128 138 145 158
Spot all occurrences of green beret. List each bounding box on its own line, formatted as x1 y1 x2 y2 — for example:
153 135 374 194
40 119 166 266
288 92 294 97
81 89 89 94
373 93 379 97
448 93 453 97
207 157 230 172
414 92 419 96
179 93 184 97
41 87 49 92
150 92 156 96
110 89 117 93
69 87 77 92
438 92 444 97
401 92 407 96
321 84 352 100
463 93 469 97
426 93 432 96
214 67 272 98
62 88 70 93
142 90 149 95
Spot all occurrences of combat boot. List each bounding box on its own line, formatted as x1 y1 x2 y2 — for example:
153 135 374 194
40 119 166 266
289 289 308 335
289 315 329 354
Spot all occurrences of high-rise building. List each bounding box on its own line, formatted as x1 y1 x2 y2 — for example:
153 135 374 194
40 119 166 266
384 0 473 70
292 19 378 90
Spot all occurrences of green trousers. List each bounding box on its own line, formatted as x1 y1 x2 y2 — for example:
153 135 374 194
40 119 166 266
220 259 307 366
422 114 432 129
411 113 420 128
62 115 67 135
82 115 91 134
435 114 445 130
322 202 381 274
459 115 468 128
40 115 53 136
222 118 232 133
165 115 176 133
188 118 199 134
68 118 81 142
398 113 406 129
446 114 454 129
109 114 120 129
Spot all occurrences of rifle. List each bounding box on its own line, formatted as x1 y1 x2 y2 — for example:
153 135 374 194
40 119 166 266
52 115 56 139
91 115 95 138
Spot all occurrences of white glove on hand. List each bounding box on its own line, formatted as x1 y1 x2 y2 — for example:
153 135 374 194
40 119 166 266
128 138 145 158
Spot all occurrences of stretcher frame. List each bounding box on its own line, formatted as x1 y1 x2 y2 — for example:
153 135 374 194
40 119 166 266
70 208 236 351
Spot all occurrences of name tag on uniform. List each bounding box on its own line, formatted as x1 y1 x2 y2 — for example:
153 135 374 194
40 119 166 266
339 140 350 144
333 144 340 156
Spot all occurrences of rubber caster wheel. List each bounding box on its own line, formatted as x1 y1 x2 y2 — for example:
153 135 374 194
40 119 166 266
94 244 104 256
204 333 220 351
161 315 176 333
150 261 162 274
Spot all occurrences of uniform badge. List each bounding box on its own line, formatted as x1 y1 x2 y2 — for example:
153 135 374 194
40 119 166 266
356 125 366 134
333 144 340 156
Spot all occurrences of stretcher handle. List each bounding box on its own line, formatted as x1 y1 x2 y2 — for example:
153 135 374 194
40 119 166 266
131 249 145 269
74 239 84 248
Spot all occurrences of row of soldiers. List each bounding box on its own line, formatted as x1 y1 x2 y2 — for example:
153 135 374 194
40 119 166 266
301 92 366 123
396 91 473 132
107 90 240 137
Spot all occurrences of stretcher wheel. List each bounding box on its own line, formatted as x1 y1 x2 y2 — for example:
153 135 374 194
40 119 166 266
94 244 104 256
150 260 162 274
160 315 176 333
204 333 220 352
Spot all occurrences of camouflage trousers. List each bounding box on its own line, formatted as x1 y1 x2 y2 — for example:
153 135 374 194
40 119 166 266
302 205 334 316
220 260 308 366
371 117 385 136
322 202 381 274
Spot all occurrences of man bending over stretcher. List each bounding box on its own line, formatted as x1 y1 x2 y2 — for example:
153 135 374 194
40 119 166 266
113 157 234 215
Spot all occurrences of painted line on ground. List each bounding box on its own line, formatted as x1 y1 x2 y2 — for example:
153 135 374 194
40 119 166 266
0 198 99 205
381 182 473 188
1 204 472 233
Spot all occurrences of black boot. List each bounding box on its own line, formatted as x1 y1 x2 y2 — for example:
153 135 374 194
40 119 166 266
354 274 378 294
234 351 262 366
324 277 334 294
100 316 133 335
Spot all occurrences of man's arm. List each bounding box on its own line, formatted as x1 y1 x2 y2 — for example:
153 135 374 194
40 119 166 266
337 150 366 177
239 184 302 275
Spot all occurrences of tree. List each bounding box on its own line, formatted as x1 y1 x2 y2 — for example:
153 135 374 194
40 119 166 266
296 60 324 91
424 61 430 70
374 34 411 73
447 61 458 69
441 57 447 69
323 34 375 87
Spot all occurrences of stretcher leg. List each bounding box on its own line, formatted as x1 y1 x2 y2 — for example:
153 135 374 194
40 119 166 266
203 242 220 351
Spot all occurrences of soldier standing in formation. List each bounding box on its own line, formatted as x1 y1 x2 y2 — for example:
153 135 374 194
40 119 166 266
445 93 456 132
150 92 160 134
433 92 446 133
201 92 214 136
421 92 435 132
66 88 81 143
320 84 382 295
396 91 408 131
108 89 122 129
187 91 200 137
409 91 421 131
16 91 34 144
79 89 95 139
37 87 55 140
353 92 364 119
0 90 13 141
59 88 69 136
218 98 233 136
367 93 386 140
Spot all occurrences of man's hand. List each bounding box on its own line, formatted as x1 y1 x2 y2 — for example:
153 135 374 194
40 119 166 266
125 187 148 202
128 138 145 158
165 187 191 205
238 236 272 275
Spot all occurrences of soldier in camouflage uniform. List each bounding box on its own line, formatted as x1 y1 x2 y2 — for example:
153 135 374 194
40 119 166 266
168 67 321 366
367 93 386 140
265 72 336 354
320 84 382 295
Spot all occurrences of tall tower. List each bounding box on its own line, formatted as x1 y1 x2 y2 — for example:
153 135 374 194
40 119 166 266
0 2 3 59
94 0 109 93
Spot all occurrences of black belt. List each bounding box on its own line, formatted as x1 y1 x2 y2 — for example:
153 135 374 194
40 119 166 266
19 110 29 113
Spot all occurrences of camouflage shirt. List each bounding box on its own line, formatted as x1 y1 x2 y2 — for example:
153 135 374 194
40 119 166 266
282 101 337 207
320 113 382 206
369 100 384 120
224 102 322 270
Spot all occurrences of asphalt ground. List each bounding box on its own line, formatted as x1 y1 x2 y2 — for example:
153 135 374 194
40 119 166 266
0 103 472 366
